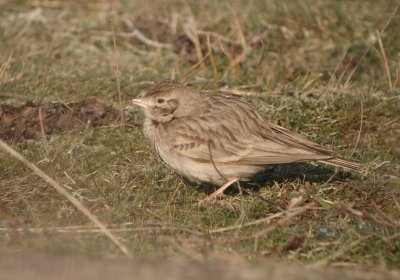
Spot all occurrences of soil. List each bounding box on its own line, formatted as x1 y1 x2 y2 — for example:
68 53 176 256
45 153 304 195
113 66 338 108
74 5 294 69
0 98 138 142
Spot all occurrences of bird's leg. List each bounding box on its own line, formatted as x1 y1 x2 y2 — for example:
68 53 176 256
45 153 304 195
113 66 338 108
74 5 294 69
200 177 239 203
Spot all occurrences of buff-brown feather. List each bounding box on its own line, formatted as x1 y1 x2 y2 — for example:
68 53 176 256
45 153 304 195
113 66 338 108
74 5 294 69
132 81 362 186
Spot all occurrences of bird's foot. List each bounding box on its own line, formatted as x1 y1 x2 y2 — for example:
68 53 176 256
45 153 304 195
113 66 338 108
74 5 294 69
197 178 239 205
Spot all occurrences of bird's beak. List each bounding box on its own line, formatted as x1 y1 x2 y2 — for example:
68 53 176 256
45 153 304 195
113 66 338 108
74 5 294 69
131 98 150 108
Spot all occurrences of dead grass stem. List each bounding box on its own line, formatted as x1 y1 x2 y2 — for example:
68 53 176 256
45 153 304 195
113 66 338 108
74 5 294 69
0 138 132 257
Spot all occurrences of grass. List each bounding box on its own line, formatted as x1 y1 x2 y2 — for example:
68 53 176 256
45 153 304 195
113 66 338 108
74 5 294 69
1 0 400 270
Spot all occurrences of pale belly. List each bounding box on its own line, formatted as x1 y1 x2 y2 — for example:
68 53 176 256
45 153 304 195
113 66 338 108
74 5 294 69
156 145 264 186
144 120 264 186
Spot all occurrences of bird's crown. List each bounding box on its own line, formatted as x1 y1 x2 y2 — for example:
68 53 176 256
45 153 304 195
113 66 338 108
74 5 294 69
145 80 188 97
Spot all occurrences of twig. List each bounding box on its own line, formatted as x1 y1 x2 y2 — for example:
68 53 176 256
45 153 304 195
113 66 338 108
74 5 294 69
216 203 314 243
386 232 400 241
209 210 287 234
241 187 283 210
394 195 400 212
38 107 50 160
181 52 210 83
308 235 371 268
121 18 172 50
350 98 363 157
85 157 111 209
226 3 250 70
377 31 393 92
371 202 399 227
0 92 35 101
206 33 217 76
111 23 125 132
247 203 313 239
196 30 241 46
326 46 350 94
211 88 262 97
0 53 13 79
0 224 202 236
183 18 205 71
0 138 132 257
98 28 172 50
321 170 338 187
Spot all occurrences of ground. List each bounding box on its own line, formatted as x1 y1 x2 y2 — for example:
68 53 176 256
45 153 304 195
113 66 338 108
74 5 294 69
0 0 399 277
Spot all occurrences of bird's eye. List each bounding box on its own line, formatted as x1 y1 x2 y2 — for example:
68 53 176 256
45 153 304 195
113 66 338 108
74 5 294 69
157 98 165 104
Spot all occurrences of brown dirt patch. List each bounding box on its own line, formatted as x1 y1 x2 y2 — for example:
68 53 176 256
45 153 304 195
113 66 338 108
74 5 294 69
0 98 137 142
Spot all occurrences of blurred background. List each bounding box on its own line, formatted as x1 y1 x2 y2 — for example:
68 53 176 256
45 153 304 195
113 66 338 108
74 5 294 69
0 0 399 278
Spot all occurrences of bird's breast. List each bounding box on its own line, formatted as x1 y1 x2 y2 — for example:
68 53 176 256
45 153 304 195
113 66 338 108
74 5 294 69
143 119 158 151
143 120 174 164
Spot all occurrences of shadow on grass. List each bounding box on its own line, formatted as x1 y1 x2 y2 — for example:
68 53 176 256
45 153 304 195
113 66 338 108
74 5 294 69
192 163 355 194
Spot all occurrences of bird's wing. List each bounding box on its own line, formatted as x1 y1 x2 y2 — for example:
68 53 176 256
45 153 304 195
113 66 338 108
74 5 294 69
267 123 334 155
163 113 332 165
163 114 254 163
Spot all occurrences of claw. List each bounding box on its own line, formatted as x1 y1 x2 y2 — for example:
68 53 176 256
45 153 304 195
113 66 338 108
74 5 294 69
198 178 239 204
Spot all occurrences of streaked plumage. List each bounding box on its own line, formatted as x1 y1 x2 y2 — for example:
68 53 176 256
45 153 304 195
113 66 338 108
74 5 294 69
132 80 362 186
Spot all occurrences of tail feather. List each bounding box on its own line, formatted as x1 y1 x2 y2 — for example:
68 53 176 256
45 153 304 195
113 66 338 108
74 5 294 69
264 123 363 172
319 157 363 172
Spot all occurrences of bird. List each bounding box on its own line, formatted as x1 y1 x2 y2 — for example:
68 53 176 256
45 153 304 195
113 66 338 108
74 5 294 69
132 80 362 200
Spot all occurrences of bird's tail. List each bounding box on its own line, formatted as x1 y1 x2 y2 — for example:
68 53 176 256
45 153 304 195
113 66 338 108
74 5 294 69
319 157 363 172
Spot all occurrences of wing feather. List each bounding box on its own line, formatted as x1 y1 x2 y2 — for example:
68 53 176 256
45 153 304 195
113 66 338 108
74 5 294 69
163 111 333 165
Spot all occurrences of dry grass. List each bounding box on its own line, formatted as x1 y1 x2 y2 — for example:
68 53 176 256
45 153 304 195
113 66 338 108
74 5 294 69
0 0 400 273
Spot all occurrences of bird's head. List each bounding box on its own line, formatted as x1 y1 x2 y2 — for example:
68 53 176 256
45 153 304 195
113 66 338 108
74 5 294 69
132 80 194 123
